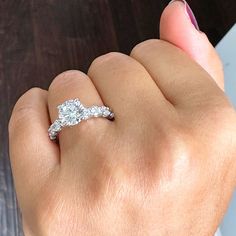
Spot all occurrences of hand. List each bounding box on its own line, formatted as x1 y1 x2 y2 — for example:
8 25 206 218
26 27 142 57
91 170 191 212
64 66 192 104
9 2 236 236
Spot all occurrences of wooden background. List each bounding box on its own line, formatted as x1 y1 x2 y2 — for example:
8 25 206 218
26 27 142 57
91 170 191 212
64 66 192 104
0 0 235 235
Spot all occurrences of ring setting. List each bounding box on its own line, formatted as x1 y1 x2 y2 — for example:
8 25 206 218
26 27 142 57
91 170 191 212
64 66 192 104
48 99 114 140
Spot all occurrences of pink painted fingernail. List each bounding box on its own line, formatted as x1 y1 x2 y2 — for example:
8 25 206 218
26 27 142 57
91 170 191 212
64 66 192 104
169 0 200 31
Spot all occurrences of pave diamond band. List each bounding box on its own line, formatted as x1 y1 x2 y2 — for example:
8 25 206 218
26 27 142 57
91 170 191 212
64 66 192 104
48 99 114 140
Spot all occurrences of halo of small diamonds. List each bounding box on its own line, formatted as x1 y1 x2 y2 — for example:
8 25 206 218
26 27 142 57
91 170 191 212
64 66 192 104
48 99 114 140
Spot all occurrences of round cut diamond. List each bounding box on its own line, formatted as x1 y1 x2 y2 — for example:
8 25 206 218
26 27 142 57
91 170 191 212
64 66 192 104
80 109 91 120
58 99 84 126
50 120 61 132
101 107 110 117
90 106 95 114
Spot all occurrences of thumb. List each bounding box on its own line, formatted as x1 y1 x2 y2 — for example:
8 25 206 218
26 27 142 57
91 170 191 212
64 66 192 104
160 0 224 90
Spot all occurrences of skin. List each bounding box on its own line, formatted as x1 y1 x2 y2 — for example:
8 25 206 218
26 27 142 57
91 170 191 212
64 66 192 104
8 2 236 236
160 0 224 89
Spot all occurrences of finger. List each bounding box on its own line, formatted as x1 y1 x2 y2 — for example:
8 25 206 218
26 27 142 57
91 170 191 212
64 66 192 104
87 52 172 127
130 40 226 108
160 0 224 90
48 70 112 150
9 88 58 207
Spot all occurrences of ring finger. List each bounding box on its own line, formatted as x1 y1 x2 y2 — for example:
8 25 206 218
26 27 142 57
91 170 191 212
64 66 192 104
48 70 114 152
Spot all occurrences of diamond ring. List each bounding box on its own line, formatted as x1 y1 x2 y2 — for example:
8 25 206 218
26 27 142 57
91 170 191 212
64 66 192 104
48 99 114 140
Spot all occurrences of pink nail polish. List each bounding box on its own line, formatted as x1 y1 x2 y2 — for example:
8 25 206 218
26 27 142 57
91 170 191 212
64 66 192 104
169 0 200 31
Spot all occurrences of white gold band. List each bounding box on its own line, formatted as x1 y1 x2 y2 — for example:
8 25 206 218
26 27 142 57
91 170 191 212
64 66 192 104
48 99 114 140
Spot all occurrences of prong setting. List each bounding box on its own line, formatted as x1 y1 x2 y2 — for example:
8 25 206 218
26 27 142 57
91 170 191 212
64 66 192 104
48 99 114 140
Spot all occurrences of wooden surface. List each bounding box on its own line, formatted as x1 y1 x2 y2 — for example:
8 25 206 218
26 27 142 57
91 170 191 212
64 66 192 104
0 0 235 235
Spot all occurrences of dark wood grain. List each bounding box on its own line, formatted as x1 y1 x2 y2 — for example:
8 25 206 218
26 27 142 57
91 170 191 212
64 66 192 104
0 0 235 235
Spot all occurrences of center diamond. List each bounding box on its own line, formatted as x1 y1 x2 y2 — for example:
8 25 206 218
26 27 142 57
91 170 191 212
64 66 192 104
58 99 84 126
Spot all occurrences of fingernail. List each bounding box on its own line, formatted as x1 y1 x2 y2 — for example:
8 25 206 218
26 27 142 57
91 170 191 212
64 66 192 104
168 0 200 31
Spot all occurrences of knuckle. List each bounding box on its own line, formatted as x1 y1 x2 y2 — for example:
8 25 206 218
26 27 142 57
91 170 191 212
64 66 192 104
49 70 87 92
159 130 191 160
88 52 126 73
148 120 193 164
9 88 43 133
9 105 36 134
26 87 43 95
130 39 162 56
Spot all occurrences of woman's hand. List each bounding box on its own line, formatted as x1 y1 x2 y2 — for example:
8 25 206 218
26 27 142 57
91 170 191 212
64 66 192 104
9 38 236 235
9 1 236 235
